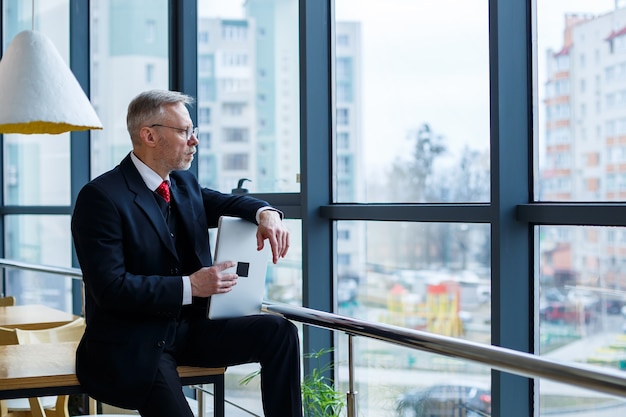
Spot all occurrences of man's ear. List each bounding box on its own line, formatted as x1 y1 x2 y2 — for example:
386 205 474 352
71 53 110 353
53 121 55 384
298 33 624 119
140 126 157 147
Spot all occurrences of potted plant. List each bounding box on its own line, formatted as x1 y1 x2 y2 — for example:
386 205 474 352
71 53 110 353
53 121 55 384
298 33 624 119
241 348 346 416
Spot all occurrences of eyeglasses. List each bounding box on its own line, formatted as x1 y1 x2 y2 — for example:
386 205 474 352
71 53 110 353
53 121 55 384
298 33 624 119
150 124 199 140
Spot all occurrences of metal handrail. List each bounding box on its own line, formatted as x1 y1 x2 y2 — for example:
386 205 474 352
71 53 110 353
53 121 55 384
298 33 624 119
2 259 625 403
0 258 82 278
262 302 626 398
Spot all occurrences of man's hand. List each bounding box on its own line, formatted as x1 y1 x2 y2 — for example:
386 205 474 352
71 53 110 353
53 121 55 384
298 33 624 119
190 261 238 297
257 210 290 264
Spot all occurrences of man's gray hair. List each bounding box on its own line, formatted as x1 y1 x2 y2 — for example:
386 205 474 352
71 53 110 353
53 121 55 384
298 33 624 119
127 90 194 143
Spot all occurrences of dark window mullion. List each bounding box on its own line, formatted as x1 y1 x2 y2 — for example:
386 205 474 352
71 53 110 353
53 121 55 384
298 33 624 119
300 0 334 373
518 203 626 226
69 0 92 316
320 203 491 223
169 0 198 176
490 1 534 416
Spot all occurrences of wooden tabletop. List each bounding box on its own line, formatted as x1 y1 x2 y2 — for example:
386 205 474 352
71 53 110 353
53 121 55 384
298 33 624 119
0 305 77 330
0 341 79 394
0 340 226 399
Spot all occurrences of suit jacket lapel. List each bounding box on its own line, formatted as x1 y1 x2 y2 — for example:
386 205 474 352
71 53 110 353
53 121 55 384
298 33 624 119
119 156 178 259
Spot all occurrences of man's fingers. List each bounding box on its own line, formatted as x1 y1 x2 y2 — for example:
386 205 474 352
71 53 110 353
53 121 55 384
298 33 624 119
257 232 289 263
215 260 236 271
280 231 290 258
256 231 265 251
268 234 281 263
218 274 237 291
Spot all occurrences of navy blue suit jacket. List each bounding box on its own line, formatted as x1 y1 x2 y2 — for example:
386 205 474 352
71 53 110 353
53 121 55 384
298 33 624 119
71 153 268 408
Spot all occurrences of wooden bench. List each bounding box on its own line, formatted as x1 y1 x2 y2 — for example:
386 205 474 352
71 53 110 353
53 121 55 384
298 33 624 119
0 342 225 416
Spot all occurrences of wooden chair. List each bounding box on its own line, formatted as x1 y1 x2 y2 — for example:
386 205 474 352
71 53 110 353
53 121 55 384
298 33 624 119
0 318 86 417
14 318 86 345
0 296 16 307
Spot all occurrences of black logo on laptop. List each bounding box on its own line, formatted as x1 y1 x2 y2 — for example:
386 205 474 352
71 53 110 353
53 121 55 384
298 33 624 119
236 262 250 277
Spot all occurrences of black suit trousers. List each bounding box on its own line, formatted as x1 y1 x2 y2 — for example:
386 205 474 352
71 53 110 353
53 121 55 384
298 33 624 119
137 312 302 417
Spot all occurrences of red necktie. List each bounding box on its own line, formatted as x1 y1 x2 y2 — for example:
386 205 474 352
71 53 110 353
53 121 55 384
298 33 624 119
156 181 170 203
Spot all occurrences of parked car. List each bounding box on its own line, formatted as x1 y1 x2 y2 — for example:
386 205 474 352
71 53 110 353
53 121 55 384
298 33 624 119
539 301 593 324
605 299 624 315
396 381 491 417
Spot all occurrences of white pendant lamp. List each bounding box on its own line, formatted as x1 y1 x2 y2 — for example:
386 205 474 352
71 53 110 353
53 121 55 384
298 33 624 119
0 30 103 135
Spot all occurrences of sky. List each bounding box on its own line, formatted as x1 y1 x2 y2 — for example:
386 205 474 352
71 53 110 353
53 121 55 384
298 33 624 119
198 0 620 173
199 1 244 18
335 0 619 173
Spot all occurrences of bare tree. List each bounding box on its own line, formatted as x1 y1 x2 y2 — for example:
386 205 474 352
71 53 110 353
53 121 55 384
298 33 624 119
390 123 447 202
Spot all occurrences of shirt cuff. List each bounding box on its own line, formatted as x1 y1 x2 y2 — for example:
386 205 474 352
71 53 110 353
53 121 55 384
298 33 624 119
182 275 192 305
256 206 284 223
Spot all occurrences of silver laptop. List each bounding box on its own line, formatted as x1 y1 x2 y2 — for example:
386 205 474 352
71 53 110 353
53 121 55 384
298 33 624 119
207 216 270 319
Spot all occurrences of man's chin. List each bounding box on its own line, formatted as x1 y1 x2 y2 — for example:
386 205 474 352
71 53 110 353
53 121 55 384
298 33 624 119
178 160 193 171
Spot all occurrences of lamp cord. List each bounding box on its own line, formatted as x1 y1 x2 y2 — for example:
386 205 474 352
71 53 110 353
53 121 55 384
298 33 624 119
31 0 35 31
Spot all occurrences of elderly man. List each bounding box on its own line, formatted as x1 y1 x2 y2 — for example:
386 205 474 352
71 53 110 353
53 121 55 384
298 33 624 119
71 89 303 417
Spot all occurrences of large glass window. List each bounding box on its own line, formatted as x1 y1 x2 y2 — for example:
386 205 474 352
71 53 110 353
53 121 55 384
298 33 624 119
197 0 300 194
334 0 490 203
89 0 169 178
336 221 490 415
